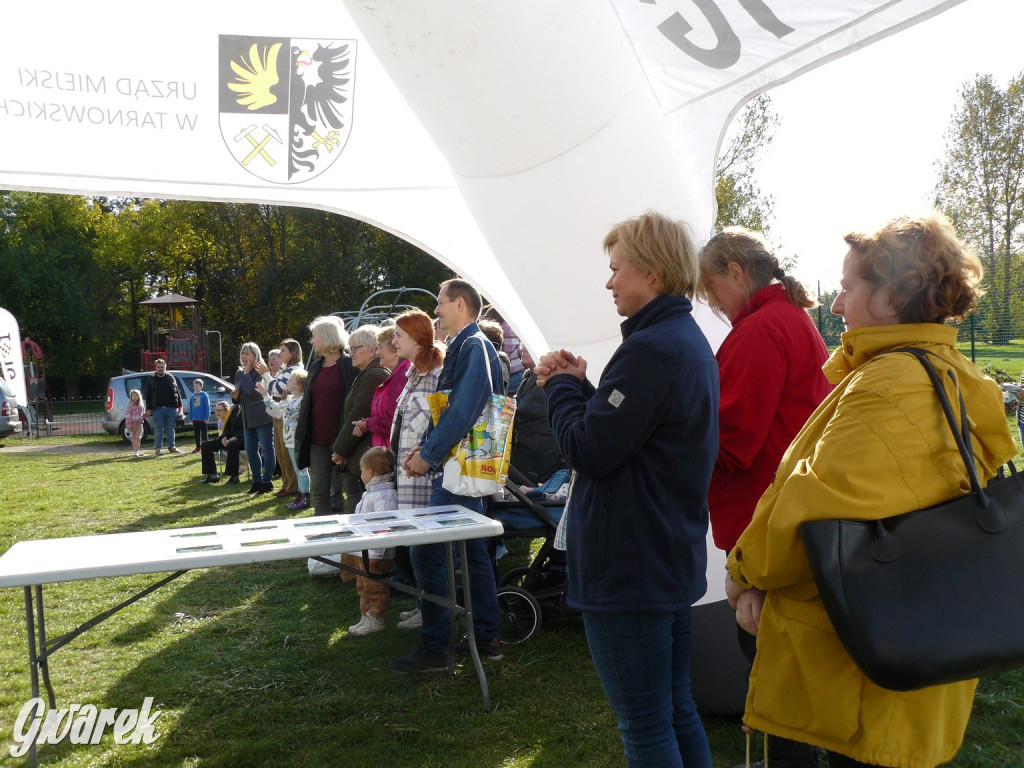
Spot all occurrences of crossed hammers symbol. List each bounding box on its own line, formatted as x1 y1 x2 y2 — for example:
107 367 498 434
234 124 282 167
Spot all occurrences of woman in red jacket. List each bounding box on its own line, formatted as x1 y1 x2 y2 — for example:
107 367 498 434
699 227 832 767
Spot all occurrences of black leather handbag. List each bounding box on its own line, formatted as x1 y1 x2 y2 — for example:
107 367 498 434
799 347 1024 691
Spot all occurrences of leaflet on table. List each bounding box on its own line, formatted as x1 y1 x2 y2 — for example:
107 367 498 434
168 511 483 555
169 519 360 555
338 510 482 534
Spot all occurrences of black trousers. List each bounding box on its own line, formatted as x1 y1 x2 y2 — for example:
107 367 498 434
200 436 244 477
192 421 209 448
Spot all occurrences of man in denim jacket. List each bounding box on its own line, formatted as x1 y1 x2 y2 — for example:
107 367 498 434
389 279 504 672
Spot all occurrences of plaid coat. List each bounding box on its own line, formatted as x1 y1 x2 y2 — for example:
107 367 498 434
390 365 441 509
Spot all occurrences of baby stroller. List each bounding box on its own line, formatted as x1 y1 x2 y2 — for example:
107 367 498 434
489 466 575 644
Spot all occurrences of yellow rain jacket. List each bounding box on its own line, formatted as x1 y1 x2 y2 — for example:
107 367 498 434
727 324 1017 768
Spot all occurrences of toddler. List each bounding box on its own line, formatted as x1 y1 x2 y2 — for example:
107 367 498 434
126 389 146 457
348 446 398 636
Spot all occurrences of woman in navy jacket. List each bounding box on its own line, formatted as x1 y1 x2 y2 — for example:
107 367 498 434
538 211 719 768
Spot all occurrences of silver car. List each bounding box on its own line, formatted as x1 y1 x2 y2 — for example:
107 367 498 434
103 370 234 443
0 379 23 439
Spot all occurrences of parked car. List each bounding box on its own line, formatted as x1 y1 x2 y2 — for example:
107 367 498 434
104 370 234 443
0 379 23 439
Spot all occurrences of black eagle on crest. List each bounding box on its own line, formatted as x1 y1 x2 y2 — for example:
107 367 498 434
289 43 352 178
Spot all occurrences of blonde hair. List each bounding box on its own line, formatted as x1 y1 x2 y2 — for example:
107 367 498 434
289 369 308 392
309 316 349 355
844 212 984 324
698 227 815 318
603 210 699 299
376 326 396 351
129 389 144 408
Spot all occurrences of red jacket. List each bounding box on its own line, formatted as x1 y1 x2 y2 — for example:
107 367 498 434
709 283 832 550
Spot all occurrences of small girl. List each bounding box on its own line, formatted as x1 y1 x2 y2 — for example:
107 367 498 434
189 379 211 453
347 446 398 636
257 370 310 510
126 389 146 457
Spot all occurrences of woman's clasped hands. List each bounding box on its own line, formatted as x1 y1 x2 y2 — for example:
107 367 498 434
535 349 587 387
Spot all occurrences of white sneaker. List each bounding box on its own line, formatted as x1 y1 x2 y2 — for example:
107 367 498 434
397 609 422 629
134 451 143 457
349 613 385 636
399 607 420 621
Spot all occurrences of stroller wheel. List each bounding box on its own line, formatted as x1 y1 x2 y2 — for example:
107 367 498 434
498 566 530 588
496 585 542 644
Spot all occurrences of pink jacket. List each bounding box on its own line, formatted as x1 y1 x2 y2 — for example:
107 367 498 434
365 359 412 448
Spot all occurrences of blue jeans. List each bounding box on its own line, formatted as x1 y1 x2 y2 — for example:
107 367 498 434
243 422 276 483
409 476 499 654
151 406 177 450
583 609 711 768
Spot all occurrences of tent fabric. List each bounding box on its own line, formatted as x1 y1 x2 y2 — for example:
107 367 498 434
0 0 962 603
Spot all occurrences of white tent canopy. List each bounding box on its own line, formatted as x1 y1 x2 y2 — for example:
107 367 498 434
0 0 961 370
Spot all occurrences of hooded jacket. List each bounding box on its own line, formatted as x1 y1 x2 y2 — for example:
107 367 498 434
727 323 1017 768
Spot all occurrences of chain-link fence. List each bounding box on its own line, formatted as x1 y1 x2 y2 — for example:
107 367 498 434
11 397 108 439
810 287 1024 420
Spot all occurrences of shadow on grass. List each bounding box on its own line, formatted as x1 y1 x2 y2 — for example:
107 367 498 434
17 551 759 768
32 559 619 768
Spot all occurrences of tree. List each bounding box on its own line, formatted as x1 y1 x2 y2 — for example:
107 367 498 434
0 193 113 394
936 73 1024 344
715 94 780 235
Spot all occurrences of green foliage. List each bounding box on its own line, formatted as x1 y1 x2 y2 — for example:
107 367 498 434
0 194 453 391
714 94 779 236
936 72 1024 345
0 193 117 390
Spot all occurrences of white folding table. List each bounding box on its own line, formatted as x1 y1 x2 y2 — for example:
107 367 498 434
0 505 504 767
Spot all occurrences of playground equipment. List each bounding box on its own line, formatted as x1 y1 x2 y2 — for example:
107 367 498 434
139 293 211 372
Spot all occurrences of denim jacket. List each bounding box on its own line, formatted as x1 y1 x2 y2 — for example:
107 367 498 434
418 322 503 470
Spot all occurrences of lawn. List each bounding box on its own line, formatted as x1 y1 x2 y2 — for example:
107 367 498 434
957 341 1024 381
0 437 1020 767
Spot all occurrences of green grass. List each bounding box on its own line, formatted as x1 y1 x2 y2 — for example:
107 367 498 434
956 341 1024 381
0 437 1021 767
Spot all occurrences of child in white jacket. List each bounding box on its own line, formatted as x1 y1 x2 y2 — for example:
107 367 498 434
347 446 399 636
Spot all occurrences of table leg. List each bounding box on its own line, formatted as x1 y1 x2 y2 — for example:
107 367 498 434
35 585 56 708
456 540 490 712
23 586 39 768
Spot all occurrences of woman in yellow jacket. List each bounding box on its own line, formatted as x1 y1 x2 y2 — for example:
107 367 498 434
726 212 1017 768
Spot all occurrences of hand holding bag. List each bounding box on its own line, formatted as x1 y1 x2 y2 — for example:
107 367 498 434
799 347 1024 691
437 336 517 498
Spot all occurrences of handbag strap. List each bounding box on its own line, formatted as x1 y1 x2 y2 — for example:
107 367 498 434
470 334 497 395
883 347 987 503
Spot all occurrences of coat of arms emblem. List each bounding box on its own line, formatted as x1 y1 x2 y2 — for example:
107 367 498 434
219 35 355 184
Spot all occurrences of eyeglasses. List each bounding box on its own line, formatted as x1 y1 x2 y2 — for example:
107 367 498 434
345 345 370 357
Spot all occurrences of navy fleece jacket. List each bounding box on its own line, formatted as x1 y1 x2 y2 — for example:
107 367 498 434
544 293 719 612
